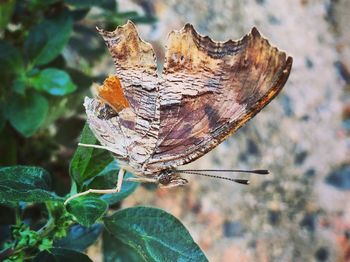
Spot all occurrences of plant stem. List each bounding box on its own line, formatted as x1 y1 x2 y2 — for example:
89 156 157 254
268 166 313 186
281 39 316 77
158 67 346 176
37 216 55 238
15 203 21 225
38 202 57 237
0 202 59 260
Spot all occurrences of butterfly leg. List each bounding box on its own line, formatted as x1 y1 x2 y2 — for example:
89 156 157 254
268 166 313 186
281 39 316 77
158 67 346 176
78 143 120 155
125 177 158 183
64 168 126 205
116 168 125 192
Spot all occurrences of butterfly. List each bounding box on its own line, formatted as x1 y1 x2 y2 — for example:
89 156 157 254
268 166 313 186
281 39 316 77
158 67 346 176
65 21 292 204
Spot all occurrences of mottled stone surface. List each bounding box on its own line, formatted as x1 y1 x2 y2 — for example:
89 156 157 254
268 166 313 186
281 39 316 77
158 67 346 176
96 0 350 261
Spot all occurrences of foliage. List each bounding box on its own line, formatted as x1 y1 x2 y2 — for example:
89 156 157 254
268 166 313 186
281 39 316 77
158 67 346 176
0 0 156 167
0 126 207 261
0 1 207 261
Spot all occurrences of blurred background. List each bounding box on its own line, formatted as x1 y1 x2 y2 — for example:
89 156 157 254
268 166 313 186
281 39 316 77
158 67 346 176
1 0 350 261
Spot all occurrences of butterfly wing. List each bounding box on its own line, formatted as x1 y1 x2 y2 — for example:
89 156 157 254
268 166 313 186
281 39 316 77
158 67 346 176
84 97 128 159
145 25 292 171
85 21 160 172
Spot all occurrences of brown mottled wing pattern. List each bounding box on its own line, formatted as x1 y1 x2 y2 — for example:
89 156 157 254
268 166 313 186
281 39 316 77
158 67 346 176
144 24 292 171
84 96 130 160
85 21 160 172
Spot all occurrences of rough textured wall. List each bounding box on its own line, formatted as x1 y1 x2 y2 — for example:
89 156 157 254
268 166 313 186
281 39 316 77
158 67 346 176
108 0 350 261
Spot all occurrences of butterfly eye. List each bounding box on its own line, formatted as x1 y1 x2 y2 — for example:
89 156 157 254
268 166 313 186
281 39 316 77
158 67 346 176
158 172 172 185
180 55 185 63
158 172 188 188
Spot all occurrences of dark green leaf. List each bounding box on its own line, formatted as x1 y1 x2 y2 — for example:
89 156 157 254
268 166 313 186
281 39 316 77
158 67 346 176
6 92 49 137
128 16 157 24
26 67 40 77
65 0 112 8
66 196 108 227
0 0 15 31
30 68 77 96
41 90 86 129
54 224 103 251
29 0 61 7
102 11 157 29
86 162 138 205
33 248 92 262
0 41 24 74
41 96 70 128
24 13 73 66
99 0 116 10
65 0 99 8
103 230 144 262
70 124 113 186
104 207 208 262
12 77 26 94
0 166 63 203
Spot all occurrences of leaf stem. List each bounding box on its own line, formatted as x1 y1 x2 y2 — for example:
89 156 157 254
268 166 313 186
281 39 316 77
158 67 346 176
37 216 55 238
39 202 57 237
15 203 21 225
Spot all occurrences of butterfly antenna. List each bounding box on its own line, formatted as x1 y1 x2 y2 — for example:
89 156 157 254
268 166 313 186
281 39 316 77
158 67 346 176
177 169 269 175
175 171 250 185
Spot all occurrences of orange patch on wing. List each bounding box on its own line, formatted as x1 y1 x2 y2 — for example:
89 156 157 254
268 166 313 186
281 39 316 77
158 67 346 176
97 76 129 112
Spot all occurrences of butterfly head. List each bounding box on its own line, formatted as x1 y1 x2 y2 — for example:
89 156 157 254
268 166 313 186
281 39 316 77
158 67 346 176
157 170 188 188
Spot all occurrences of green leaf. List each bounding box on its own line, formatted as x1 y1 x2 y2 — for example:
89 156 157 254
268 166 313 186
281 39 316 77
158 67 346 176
0 41 24 74
30 68 77 96
103 230 144 262
54 224 103 251
6 92 49 137
28 0 61 7
0 0 15 31
99 0 116 10
86 162 138 205
41 92 85 129
64 0 112 8
12 76 26 94
0 166 63 203
24 12 73 66
70 124 113 186
33 248 92 262
104 207 208 262
65 0 99 7
66 196 108 227
42 97 70 129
